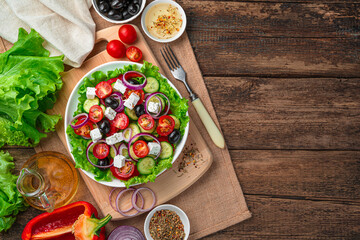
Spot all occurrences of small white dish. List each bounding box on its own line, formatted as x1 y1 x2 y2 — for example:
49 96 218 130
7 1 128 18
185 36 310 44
92 0 146 24
141 0 187 43
144 204 190 240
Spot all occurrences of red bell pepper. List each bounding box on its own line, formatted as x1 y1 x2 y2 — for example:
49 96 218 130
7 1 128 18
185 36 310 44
22 201 111 240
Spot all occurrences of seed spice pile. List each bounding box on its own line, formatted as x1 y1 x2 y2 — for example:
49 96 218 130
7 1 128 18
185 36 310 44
174 144 205 177
149 209 185 240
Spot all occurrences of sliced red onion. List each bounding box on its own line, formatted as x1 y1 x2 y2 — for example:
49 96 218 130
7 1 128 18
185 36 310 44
122 71 147 90
145 92 170 119
144 93 151 99
127 133 161 161
109 92 124 112
118 143 128 157
122 128 132 142
70 113 89 129
145 95 163 117
115 188 145 216
86 140 115 168
108 226 145 240
131 187 156 212
100 98 105 106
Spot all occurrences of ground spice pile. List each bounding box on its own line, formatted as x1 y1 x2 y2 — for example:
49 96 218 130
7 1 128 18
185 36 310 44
149 209 185 240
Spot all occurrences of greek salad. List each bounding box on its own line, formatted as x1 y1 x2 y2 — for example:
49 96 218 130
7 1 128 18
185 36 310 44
66 62 189 187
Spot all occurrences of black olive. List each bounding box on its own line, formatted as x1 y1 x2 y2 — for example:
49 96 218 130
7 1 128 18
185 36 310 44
134 105 146 117
98 1 110 13
110 0 124 9
128 78 139 85
168 129 181 144
98 119 111 135
98 157 110 170
107 9 123 20
127 4 139 15
133 0 140 4
104 96 119 109
122 10 131 19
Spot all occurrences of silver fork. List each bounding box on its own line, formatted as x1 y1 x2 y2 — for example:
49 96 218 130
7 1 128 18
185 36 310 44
160 45 225 148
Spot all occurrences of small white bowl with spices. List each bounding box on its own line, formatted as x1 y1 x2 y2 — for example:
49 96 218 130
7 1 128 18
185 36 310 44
144 204 190 240
141 0 187 43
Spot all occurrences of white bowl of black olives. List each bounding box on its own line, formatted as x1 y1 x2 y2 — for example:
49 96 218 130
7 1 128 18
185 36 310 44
93 0 146 23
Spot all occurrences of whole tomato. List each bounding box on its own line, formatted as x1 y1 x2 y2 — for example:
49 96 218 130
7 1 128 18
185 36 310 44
106 40 126 58
118 25 137 44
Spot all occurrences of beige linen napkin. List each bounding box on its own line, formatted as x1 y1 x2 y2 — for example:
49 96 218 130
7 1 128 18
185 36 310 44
0 0 95 67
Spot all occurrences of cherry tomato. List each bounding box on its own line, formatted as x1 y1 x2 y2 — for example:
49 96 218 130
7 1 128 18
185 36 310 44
110 161 139 180
74 116 94 138
93 143 110 159
107 75 123 85
124 89 145 105
106 40 126 58
106 121 118 137
89 105 103 123
118 25 137 44
113 113 129 129
95 81 112 99
126 46 142 62
156 115 175 136
133 140 149 158
138 114 155 131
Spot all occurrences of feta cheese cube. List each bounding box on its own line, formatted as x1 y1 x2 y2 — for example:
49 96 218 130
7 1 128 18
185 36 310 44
148 142 161 156
106 135 118 145
105 107 117 120
90 128 102 142
114 132 124 142
113 79 127 94
114 155 126 168
124 93 140 110
148 101 160 114
86 87 96 99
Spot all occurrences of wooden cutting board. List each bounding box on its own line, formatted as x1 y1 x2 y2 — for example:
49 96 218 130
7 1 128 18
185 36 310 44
47 25 213 220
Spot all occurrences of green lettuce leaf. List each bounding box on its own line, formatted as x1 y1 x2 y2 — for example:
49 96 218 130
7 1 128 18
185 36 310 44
0 151 28 232
67 61 189 187
0 28 64 147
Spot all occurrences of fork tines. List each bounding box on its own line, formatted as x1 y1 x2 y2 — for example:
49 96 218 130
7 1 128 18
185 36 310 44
160 45 181 71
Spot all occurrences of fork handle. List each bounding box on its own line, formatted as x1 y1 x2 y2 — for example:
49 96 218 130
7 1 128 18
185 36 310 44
192 98 225 148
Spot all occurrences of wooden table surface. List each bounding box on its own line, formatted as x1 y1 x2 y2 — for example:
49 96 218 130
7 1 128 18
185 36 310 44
1 0 360 239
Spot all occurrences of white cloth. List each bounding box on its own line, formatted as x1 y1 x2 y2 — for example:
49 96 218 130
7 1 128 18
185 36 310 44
0 0 95 67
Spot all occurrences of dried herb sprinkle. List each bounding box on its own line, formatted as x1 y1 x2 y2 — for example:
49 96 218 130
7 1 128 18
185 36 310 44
149 209 185 240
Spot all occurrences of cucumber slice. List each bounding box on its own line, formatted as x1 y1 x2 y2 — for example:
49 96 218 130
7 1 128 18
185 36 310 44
137 157 156 175
144 77 159 93
100 104 106 113
125 107 138 121
129 123 141 142
159 141 173 159
148 95 165 112
83 98 100 113
110 146 116 159
129 144 140 160
119 145 129 158
139 122 157 141
169 115 180 129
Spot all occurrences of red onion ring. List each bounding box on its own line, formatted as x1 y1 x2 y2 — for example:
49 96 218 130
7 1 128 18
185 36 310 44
70 113 89 129
110 92 125 112
127 133 161 161
115 188 145 216
118 143 128 156
131 187 156 212
122 128 132 142
144 92 170 119
108 226 145 240
145 95 163 117
122 71 147 90
86 140 115 168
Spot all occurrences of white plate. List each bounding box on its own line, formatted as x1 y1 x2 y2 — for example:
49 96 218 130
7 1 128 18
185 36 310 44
144 204 190 240
65 61 189 187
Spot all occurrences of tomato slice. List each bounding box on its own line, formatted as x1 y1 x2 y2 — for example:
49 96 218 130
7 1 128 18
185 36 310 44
133 140 149 158
113 113 129 130
106 121 118 137
107 75 123 85
126 46 142 62
138 114 154 130
124 89 145 105
95 81 112 99
74 116 94 138
89 105 103 123
93 143 110 159
156 115 175 136
110 161 139 180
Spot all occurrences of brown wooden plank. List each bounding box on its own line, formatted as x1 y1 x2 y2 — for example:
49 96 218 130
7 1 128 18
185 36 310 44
232 150 360 200
202 195 360 239
206 77 360 150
